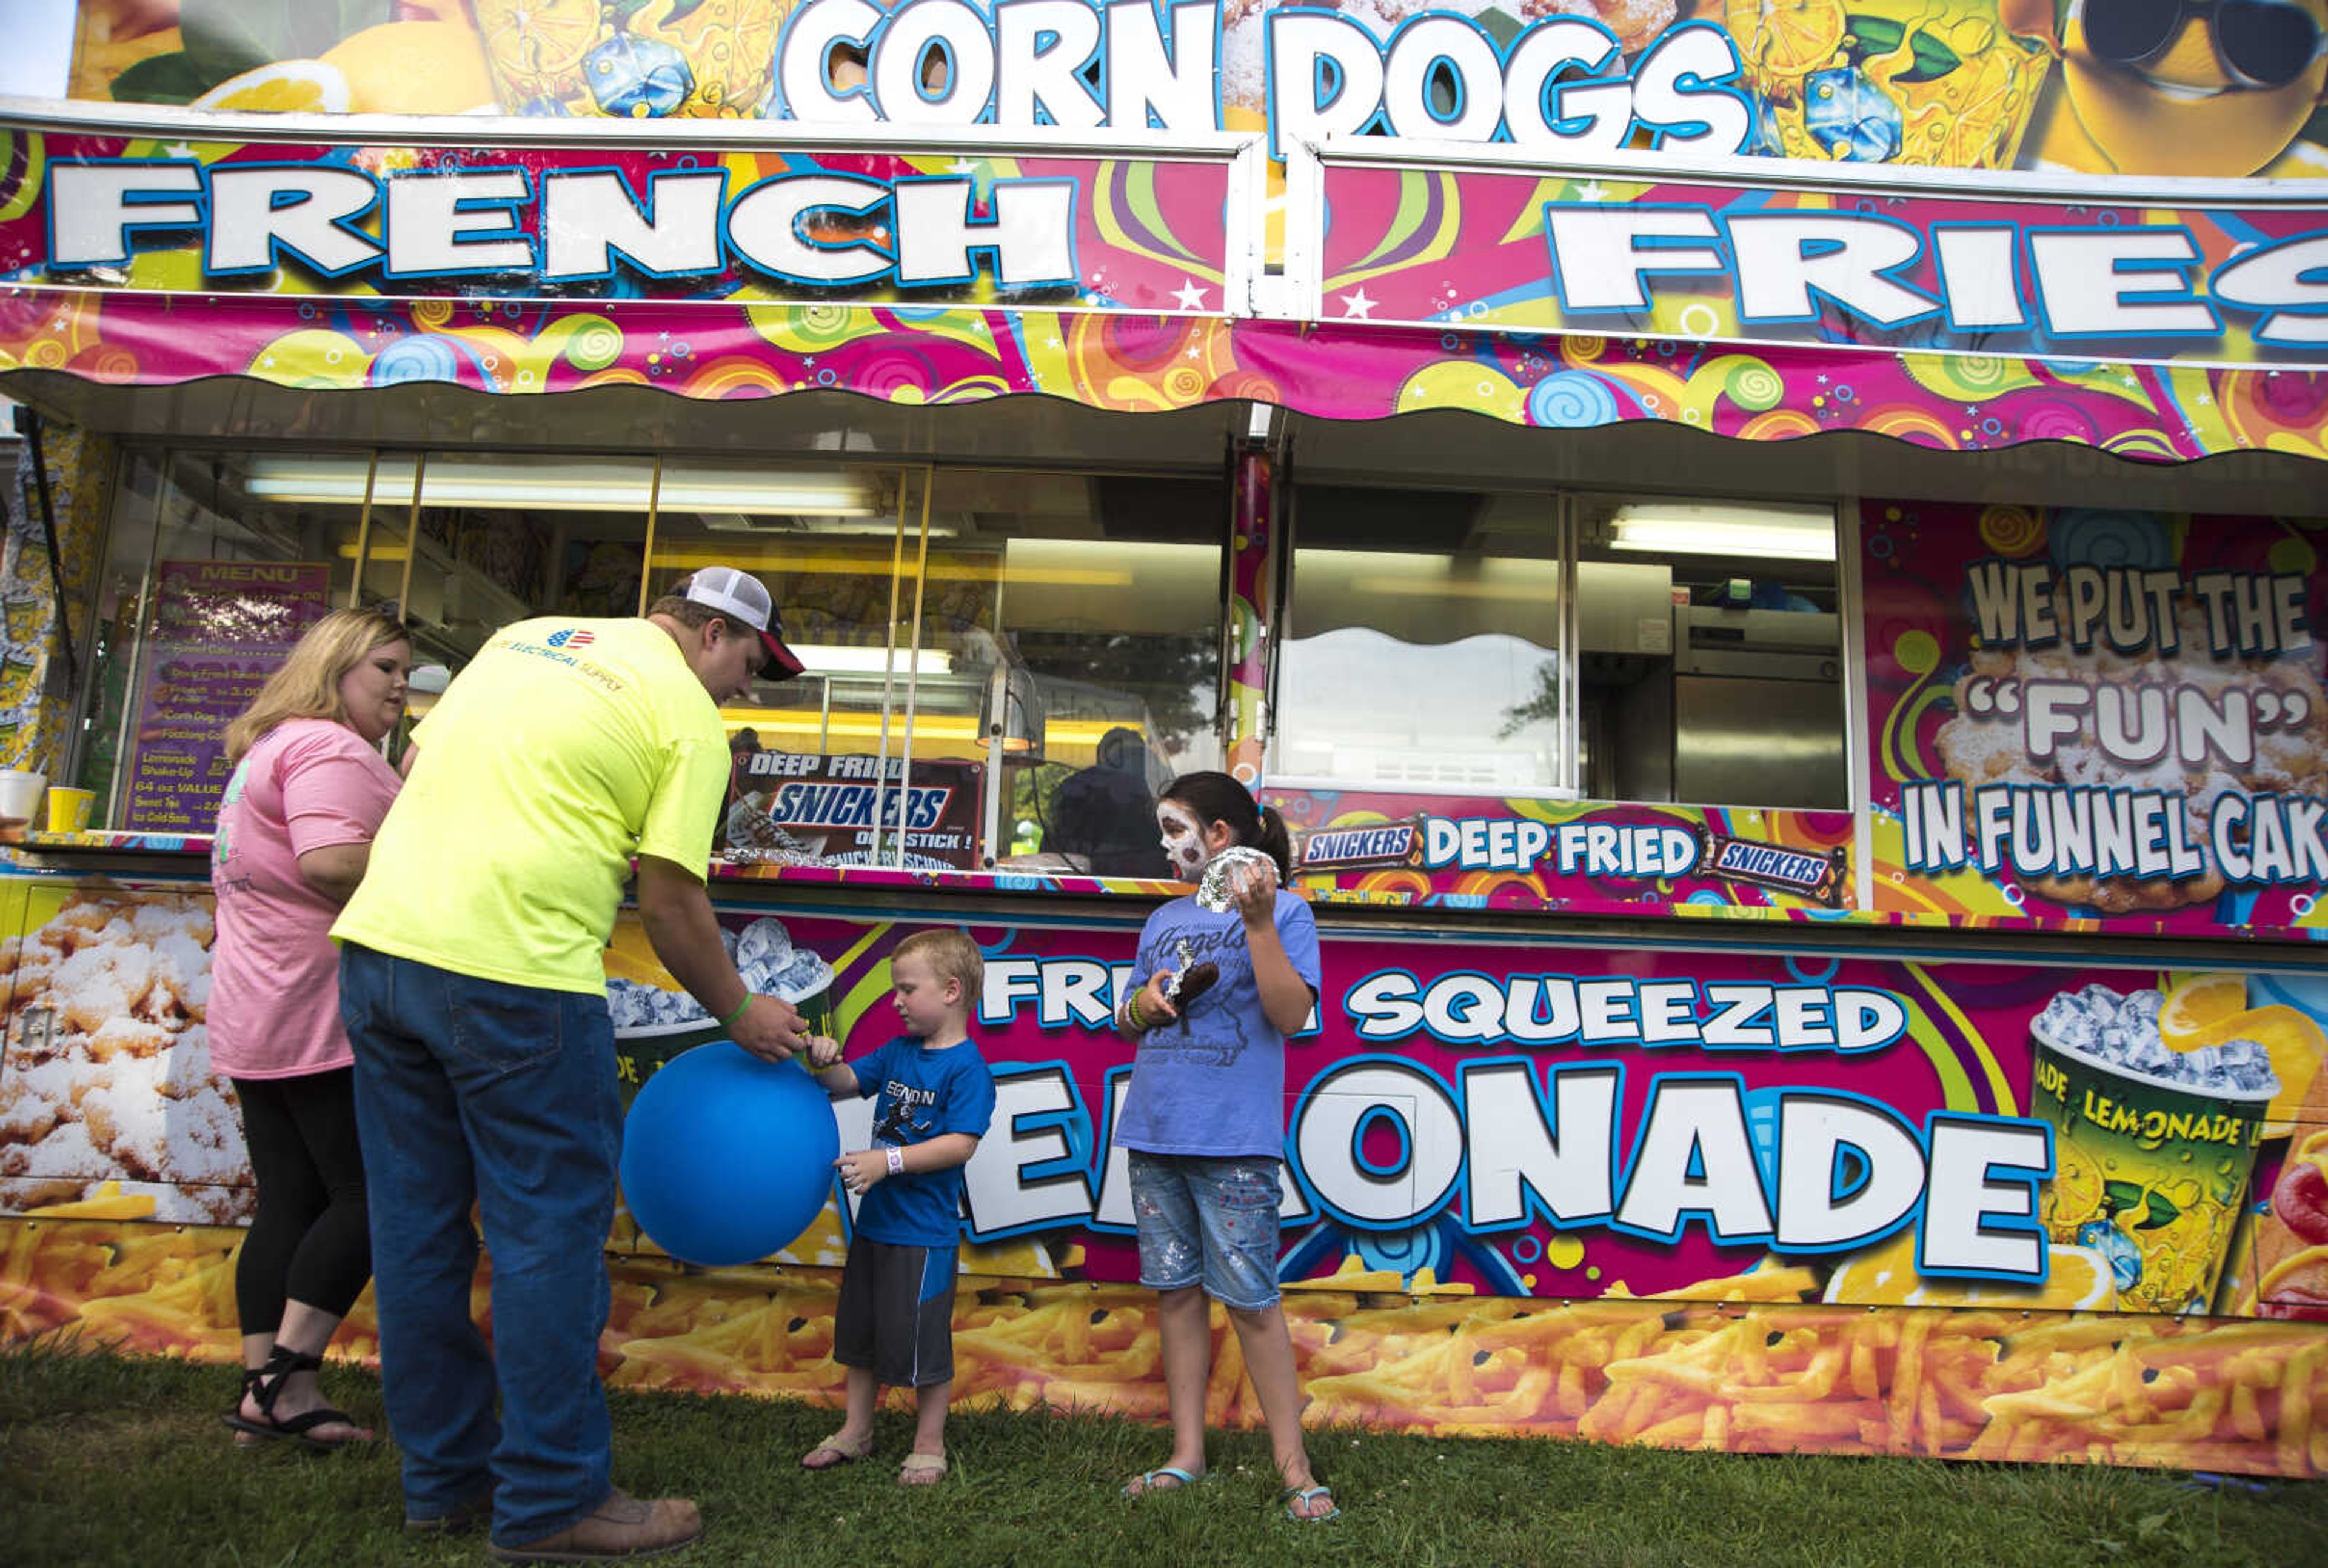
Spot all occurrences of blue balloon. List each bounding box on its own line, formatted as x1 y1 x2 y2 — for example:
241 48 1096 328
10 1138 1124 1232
619 1041 839 1267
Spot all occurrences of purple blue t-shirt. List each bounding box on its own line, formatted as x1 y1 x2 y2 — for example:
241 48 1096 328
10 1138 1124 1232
1115 890 1322 1159
844 1035 997 1247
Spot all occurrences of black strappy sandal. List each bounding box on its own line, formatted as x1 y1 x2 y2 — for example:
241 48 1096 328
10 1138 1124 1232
221 1345 366 1452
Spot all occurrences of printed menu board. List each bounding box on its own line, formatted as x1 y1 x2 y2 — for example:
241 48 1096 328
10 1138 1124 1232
122 561 331 833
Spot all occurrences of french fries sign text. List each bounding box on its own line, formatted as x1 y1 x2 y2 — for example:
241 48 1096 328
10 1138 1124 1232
48 162 1082 296
966 956 2054 1286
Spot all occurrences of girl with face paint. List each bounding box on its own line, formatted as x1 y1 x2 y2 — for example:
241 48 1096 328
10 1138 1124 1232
1111 773 1342 1523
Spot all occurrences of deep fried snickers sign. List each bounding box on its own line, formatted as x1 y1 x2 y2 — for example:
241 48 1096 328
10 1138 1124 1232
1294 811 1847 908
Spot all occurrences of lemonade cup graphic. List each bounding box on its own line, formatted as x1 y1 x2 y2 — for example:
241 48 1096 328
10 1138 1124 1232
1725 0 2059 167
612 970 832 1110
2029 990 2278 1315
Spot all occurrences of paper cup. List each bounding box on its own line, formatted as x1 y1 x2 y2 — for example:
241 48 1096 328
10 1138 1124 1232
45 787 93 834
2031 1021 2275 1313
614 1016 729 1109
0 769 46 842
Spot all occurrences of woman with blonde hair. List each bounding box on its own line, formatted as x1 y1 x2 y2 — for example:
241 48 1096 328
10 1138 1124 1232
213 606 411 1451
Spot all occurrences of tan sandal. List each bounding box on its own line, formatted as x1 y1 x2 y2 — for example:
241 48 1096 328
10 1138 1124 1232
898 1450 948 1486
801 1431 875 1470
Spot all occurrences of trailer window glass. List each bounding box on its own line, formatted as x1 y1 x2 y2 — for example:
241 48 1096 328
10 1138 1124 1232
1571 496 1845 811
73 450 1229 867
921 469 1225 875
1270 489 1848 811
71 449 389 833
647 463 1228 873
1272 487 1567 796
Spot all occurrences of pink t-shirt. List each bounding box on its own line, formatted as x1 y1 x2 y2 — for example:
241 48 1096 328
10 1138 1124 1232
209 718 402 1079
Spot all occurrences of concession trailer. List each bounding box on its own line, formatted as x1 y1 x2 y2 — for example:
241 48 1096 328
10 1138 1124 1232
1 0 2325 1474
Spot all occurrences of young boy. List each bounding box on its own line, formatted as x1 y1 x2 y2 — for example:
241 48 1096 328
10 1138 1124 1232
802 927 995 1486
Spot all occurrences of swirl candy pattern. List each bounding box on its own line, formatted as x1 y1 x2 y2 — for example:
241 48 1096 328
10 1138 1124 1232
1 287 2314 465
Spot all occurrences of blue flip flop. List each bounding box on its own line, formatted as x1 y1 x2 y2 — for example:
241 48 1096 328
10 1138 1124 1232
1122 1466 1206 1497
1282 1483 1341 1523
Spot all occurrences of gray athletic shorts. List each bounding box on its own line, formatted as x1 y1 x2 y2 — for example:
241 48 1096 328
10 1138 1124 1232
833 1237 958 1388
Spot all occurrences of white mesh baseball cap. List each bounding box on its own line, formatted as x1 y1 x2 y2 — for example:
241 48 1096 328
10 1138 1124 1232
680 566 805 679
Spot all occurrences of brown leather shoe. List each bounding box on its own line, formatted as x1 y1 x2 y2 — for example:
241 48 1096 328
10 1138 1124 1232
486 1489 703 1563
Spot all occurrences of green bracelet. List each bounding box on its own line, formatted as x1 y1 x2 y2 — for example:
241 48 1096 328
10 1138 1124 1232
1124 992 1149 1032
720 993 754 1030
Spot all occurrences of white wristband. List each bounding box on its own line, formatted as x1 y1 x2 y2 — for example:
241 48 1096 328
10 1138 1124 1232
885 1146 905 1176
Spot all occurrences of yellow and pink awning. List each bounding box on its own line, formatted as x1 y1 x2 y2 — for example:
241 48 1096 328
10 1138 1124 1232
2 105 2326 459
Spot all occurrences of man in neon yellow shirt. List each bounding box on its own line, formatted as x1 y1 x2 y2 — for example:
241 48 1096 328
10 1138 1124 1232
336 567 808 1562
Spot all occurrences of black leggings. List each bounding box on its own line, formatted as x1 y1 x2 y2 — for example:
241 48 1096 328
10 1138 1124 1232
232 1069 372 1332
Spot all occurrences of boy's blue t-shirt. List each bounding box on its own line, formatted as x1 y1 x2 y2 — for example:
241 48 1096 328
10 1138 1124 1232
1115 889 1322 1159
845 1034 997 1247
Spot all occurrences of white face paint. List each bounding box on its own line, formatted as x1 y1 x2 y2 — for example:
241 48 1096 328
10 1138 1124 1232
1157 801 1211 881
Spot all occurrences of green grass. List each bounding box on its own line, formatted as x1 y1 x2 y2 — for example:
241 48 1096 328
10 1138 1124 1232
5 1331 2325 1567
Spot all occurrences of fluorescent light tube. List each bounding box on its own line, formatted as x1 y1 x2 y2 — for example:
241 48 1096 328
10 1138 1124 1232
785 645 954 674
1607 504 1835 562
246 455 884 516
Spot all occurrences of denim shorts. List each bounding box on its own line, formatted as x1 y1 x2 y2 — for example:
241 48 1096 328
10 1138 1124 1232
1128 1150 1283 1311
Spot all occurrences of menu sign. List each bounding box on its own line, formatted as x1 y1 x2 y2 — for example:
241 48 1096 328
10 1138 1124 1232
123 561 332 833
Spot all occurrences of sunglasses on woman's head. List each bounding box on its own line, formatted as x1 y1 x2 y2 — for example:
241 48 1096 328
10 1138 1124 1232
2083 0 2327 90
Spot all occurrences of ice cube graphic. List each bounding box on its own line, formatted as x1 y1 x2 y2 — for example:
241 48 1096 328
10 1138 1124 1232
1804 68 1902 163
605 980 653 1029
605 976 710 1029
2077 984 2126 1027
584 35 694 118
2221 1041 2276 1093
736 918 794 975
2039 995 2099 1052
2078 1220 2144 1291
2039 983 2281 1097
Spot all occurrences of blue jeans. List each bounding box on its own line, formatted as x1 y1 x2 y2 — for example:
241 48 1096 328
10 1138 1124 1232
1128 1151 1283 1311
339 943 622 1547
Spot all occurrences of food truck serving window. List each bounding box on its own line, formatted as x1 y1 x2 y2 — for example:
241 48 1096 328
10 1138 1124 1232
676 467 1225 875
1271 484 1846 812
70 447 1226 870
70 449 408 837
1575 496 1845 812
1274 485 1567 798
